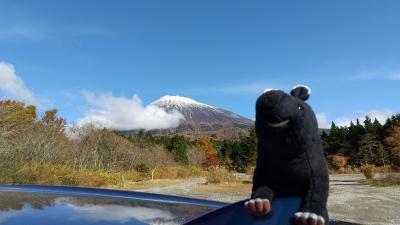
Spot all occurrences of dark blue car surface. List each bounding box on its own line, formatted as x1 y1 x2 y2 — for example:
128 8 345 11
0 185 301 225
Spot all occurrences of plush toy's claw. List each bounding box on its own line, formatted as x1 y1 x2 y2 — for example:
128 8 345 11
293 212 325 225
244 198 271 217
317 216 325 225
294 212 303 218
310 213 318 220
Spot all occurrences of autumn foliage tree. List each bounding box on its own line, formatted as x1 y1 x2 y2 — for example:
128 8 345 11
0 100 36 143
327 155 349 170
0 100 73 182
197 137 219 167
384 126 400 167
0 101 37 174
41 109 66 133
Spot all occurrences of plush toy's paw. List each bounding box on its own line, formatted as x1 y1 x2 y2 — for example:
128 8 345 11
244 198 271 217
293 212 325 225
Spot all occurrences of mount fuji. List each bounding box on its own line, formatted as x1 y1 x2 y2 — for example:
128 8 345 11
123 95 254 139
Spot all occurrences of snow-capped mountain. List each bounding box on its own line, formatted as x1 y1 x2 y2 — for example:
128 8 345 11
149 95 254 138
152 95 216 112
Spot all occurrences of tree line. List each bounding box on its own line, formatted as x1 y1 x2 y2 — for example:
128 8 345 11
321 115 400 168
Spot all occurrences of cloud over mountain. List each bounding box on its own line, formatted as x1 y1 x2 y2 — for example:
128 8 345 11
78 91 184 130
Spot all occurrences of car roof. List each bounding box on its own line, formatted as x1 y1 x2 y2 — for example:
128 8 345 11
0 185 226 225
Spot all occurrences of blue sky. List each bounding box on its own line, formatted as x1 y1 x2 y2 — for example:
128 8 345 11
1 0 399 129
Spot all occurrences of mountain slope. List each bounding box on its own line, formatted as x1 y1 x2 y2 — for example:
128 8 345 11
151 96 254 134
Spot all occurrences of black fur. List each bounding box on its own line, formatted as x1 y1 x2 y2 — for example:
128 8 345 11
252 86 329 223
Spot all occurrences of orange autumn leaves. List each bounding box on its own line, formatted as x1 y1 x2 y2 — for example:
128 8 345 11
197 137 219 167
384 126 400 166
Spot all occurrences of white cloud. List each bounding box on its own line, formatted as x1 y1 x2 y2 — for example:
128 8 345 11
65 203 175 223
316 113 331 129
348 69 400 81
335 109 395 127
0 61 36 104
78 91 184 130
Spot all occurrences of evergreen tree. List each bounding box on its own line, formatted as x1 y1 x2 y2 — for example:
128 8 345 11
218 128 257 171
363 116 373 133
325 122 348 155
236 128 257 171
166 135 189 164
374 143 388 166
320 130 329 154
353 133 382 166
347 121 358 142
371 118 383 140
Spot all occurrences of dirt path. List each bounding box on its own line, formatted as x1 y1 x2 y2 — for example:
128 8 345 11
328 174 400 225
135 178 207 196
135 177 249 202
136 174 400 225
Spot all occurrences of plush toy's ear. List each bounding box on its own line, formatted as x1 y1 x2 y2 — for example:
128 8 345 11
263 88 279 93
290 85 311 101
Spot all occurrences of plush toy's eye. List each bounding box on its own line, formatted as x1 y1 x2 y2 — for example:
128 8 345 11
298 106 303 110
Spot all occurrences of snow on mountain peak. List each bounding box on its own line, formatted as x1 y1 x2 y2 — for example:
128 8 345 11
152 95 215 108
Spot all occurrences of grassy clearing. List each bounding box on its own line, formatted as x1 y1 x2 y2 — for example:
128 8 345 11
0 163 208 188
361 173 400 187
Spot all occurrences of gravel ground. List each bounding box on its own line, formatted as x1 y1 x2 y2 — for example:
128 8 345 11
137 174 400 225
135 177 250 203
328 174 400 225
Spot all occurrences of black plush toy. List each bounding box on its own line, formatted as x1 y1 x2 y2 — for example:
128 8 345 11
245 85 329 225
